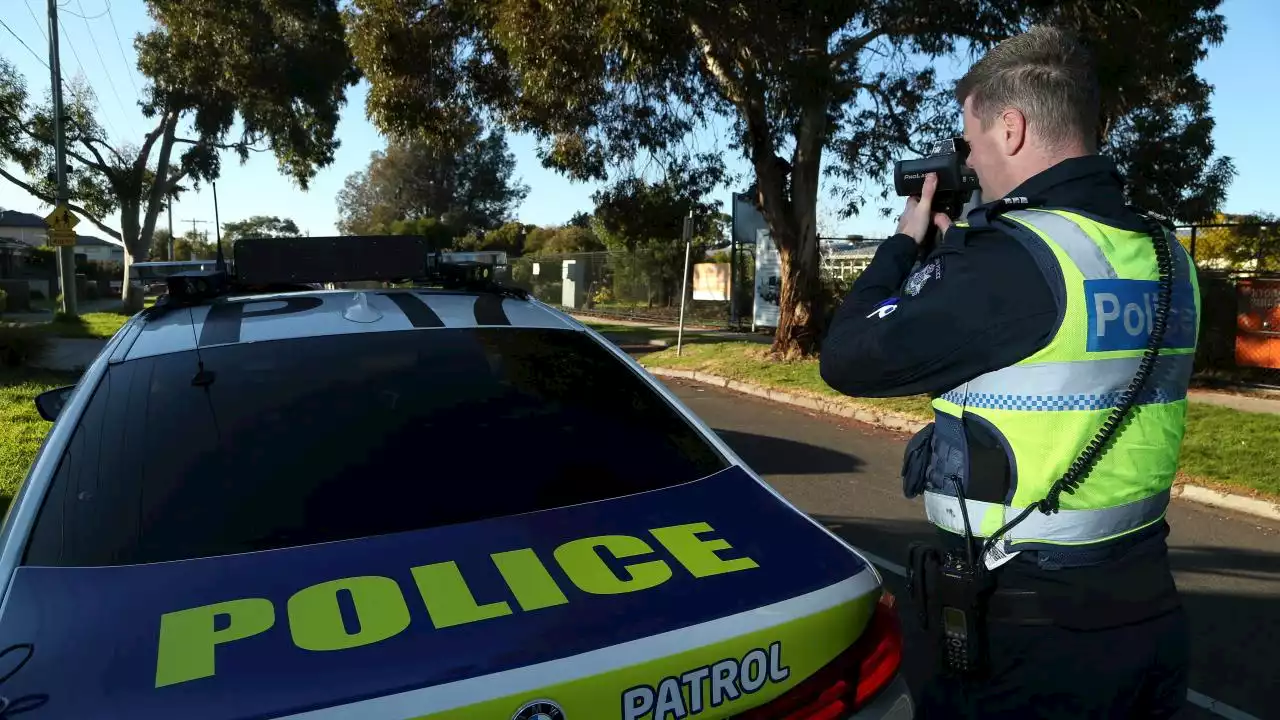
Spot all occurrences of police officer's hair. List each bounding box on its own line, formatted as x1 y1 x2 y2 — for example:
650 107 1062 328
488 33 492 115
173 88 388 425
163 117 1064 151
955 25 1100 153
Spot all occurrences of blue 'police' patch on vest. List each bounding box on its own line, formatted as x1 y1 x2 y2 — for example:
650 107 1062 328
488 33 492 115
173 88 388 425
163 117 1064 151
1085 279 1197 352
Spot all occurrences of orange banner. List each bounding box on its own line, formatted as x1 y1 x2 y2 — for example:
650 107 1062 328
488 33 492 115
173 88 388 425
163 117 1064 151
1236 278 1280 368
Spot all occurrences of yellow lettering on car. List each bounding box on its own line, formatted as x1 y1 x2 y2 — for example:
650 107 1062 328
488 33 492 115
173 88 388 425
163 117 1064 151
288 576 411 651
650 522 760 578
491 548 569 611
412 561 513 629
554 534 673 595
155 598 275 688
152 522 760 686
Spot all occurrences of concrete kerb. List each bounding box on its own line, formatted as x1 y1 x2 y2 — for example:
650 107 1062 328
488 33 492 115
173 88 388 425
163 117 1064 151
646 365 1280 524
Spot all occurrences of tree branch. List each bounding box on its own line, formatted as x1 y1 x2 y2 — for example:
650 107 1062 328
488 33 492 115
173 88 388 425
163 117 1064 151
688 19 746 107
0 165 122 241
134 113 172 175
72 137 114 176
173 136 271 153
855 81 930 156
82 134 127 166
830 29 885 72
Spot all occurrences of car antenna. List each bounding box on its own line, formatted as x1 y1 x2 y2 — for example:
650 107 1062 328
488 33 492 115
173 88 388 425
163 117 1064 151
213 180 228 275
214 232 228 275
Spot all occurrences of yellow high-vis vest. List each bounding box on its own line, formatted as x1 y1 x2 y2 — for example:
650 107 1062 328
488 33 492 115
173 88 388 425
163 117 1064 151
920 208 1200 553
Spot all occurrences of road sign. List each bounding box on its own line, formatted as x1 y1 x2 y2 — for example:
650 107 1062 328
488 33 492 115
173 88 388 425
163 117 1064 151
44 204 80 232
48 228 77 247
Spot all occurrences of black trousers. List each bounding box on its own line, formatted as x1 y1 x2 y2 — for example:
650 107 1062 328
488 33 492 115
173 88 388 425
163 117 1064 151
915 606 1190 719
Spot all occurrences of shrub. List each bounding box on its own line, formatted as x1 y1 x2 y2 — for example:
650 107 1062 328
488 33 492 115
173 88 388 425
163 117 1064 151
0 325 52 368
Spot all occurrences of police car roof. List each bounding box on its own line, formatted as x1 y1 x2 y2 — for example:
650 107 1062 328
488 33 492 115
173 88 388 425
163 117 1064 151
122 288 581 362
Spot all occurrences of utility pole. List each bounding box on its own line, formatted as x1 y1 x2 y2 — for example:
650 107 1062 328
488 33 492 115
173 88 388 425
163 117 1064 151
47 0 77 317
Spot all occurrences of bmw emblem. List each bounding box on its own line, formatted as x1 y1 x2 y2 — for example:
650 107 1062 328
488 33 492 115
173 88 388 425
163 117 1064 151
511 698 565 720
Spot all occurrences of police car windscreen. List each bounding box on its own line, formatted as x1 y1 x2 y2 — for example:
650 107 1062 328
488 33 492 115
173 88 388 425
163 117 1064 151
23 329 730 567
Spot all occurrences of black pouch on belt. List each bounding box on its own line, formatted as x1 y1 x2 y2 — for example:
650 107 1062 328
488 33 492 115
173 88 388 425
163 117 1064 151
901 423 934 499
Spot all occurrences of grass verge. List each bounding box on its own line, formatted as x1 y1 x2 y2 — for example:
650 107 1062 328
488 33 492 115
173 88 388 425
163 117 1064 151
42 311 131 339
636 339 1280 499
637 341 934 419
0 368 78 514
13 297 156 340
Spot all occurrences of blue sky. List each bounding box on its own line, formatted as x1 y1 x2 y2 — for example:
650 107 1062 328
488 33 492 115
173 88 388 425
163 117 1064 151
1 0 1277 242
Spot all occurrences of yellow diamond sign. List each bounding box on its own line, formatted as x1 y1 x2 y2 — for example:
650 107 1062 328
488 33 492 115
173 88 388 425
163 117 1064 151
44 204 80 232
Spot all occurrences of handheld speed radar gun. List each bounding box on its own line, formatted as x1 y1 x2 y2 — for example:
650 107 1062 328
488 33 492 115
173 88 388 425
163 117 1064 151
893 138 982 221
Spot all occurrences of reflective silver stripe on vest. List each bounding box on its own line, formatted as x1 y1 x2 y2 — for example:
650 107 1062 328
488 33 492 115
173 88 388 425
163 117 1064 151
1004 209 1117 279
941 353 1193 411
923 489 1170 546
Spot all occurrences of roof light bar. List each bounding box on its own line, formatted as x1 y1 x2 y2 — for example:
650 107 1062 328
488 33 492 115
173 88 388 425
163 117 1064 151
234 235 443 286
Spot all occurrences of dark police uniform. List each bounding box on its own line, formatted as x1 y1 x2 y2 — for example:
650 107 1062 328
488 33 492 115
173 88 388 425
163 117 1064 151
820 155 1191 718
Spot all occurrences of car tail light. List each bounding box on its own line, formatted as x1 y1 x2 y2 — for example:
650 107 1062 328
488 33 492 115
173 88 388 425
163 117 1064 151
738 591 903 720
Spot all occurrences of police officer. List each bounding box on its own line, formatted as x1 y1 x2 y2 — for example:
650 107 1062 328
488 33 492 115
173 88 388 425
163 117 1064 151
820 26 1196 719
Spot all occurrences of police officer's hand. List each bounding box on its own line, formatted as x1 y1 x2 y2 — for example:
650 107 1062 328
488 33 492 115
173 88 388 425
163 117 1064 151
897 173 953 246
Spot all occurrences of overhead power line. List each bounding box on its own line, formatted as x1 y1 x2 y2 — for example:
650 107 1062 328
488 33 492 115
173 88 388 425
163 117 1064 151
74 0 131 121
17 0 122 144
58 20 124 141
23 0 48 42
60 0 109 20
103 1 140 96
0 16 51 69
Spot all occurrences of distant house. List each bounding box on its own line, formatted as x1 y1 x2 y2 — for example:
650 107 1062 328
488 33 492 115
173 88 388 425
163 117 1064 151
0 208 125 263
0 209 49 246
75 234 126 264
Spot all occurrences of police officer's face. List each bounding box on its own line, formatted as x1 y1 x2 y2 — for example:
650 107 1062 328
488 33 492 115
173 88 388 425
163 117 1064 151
962 96 1024 203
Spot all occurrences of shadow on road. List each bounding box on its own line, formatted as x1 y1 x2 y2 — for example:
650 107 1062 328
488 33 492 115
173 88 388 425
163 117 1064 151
714 428 864 475
1170 544 1280 583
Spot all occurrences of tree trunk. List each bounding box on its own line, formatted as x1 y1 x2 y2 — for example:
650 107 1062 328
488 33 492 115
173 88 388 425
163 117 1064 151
755 102 827 359
120 201 147 313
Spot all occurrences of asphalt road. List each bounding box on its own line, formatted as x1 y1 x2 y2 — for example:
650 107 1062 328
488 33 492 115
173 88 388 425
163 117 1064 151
661 377 1280 720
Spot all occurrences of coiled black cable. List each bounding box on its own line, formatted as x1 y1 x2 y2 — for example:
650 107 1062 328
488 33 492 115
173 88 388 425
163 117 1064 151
981 213 1176 558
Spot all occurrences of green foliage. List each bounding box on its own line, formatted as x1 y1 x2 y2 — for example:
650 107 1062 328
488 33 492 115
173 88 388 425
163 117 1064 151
385 217 461 249
1184 213 1280 271
149 229 174 260
0 1 358 310
347 0 1234 356
1032 1 1233 223
166 231 217 261
222 216 302 244
455 221 531 255
336 129 528 236
0 325 51 369
136 0 359 188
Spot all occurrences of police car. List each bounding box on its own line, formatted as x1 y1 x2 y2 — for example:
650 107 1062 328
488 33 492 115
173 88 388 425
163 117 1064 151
0 236 912 719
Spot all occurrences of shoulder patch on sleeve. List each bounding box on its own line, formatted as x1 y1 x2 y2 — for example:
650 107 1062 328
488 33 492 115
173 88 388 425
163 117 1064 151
904 258 943 296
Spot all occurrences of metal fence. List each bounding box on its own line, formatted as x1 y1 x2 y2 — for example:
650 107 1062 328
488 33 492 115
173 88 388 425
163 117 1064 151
503 250 754 327
500 239 875 330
